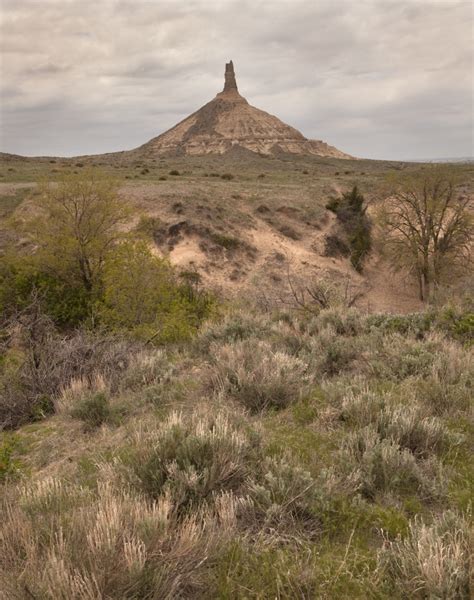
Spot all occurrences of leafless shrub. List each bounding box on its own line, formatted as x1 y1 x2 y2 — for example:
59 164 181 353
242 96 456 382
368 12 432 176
281 269 364 315
0 305 138 429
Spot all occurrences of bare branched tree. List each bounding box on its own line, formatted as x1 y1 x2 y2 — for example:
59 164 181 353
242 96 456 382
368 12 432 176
378 166 473 301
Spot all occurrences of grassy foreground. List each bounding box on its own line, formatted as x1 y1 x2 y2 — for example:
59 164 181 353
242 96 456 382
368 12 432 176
1 301 472 599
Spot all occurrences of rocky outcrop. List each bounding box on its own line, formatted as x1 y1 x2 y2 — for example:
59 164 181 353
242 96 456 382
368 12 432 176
136 62 351 158
223 61 238 93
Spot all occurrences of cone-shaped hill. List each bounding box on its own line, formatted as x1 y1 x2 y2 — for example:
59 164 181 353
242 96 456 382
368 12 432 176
136 61 351 158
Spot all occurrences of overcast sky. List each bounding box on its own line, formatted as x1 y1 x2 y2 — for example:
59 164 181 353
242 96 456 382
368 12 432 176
0 0 472 160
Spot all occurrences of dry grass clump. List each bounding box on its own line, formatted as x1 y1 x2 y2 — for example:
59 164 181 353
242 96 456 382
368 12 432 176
341 426 443 500
0 478 240 599
210 339 308 411
57 374 127 431
119 348 175 391
377 512 471 599
116 411 258 512
340 389 390 427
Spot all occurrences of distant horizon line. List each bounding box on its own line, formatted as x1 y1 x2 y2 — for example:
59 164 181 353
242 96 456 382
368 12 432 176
1 149 473 164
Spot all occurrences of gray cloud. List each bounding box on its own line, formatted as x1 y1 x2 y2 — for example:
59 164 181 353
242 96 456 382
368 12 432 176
0 0 472 159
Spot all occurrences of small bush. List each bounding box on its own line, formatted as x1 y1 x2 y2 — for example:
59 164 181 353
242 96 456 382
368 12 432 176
248 457 320 527
378 512 471 599
415 343 473 415
120 411 257 511
211 339 307 412
169 169 180 176
369 334 438 380
220 173 234 180
308 330 360 376
326 186 372 271
196 311 272 353
278 224 301 240
70 391 113 431
312 307 363 336
341 426 443 500
376 404 451 458
366 312 434 338
209 232 241 250
0 434 23 482
324 234 350 258
0 312 135 430
341 393 452 457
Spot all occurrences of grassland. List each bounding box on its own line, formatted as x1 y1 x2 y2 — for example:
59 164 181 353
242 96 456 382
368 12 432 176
0 152 473 598
1 303 473 598
2 152 472 312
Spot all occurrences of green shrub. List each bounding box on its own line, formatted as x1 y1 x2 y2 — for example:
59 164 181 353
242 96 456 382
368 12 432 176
0 259 93 326
121 411 258 511
70 392 113 431
220 173 234 180
100 239 214 343
437 307 474 345
341 426 443 500
248 457 320 527
365 312 434 337
169 169 180 176
209 232 241 250
0 434 23 482
326 186 372 272
195 311 272 353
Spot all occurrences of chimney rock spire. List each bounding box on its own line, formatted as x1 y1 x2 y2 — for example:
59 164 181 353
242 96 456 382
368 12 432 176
223 60 238 93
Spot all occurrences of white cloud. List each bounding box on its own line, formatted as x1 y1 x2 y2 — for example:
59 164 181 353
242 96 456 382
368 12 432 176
0 0 472 159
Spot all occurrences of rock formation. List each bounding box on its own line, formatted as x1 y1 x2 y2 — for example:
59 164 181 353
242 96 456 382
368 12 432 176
137 61 351 158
